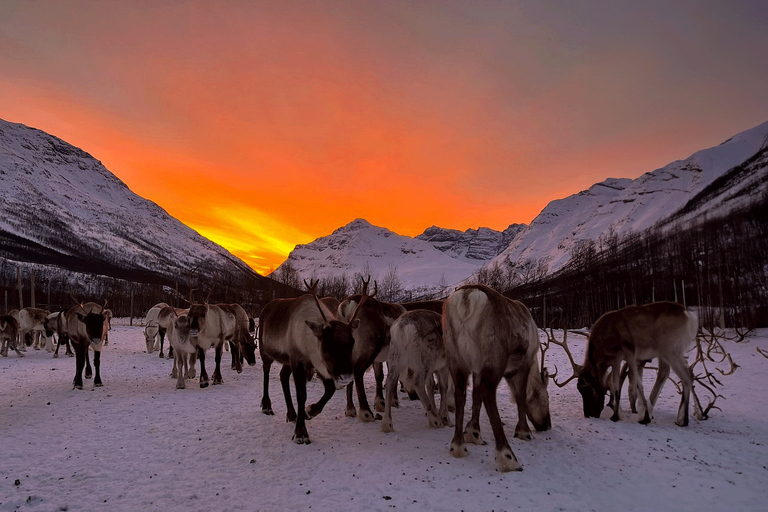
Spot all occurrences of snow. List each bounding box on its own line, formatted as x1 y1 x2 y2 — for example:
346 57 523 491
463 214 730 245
2 321 767 512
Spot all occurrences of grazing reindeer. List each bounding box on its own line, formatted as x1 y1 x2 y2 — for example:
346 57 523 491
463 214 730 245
144 302 170 355
443 285 551 472
556 301 697 427
64 302 107 389
0 315 22 357
259 286 359 444
381 309 452 433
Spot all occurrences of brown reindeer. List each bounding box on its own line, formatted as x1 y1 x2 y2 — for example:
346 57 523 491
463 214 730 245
443 285 551 472
64 302 107 389
554 301 697 426
258 286 359 444
0 315 21 357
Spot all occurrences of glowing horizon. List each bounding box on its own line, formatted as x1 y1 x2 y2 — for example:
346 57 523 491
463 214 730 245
2 1 767 275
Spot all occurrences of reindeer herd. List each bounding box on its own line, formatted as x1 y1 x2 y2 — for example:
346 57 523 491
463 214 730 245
1 280 701 472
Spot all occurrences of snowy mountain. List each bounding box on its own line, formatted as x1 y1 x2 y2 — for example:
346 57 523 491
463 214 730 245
485 120 768 275
0 118 280 296
274 218 482 298
416 224 525 262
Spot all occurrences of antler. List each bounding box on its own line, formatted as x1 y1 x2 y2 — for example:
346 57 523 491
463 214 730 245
304 279 320 294
542 327 582 388
672 327 740 420
308 283 329 324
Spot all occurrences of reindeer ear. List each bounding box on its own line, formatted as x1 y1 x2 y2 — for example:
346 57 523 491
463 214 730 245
305 320 325 338
349 318 360 330
541 368 550 386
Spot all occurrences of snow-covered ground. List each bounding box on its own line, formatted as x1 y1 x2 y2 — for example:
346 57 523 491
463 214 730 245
2 320 767 512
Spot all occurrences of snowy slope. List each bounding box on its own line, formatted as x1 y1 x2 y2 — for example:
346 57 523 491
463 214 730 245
0 118 264 286
488 120 768 273
276 218 481 297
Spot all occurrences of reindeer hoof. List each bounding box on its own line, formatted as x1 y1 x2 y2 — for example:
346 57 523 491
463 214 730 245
345 407 357 418
358 409 375 423
262 408 274 416
73 383 83 390
450 441 468 459
176 382 185 390
53 353 59 359
85 370 92 379
496 448 523 472
374 399 385 412
286 411 298 423
200 380 209 389
94 381 103 388
292 435 311 445
464 428 485 445
159 352 164 358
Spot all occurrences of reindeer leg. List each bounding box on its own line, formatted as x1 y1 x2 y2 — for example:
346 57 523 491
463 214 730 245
437 368 453 427
669 357 692 427
72 342 85 390
649 360 670 410
414 368 441 429
261 358 274 415
84 350 93 379
280 364 297 422
464 375 486 445
306 378 336 419
626 360 650 424
354 370 375 422
212 342 223 385
197 347 209 388
449 370 469 459
482 370 522 472
175 351 186 389
158 331 165 358
381 364 401 433
187 351 197 379
291 365 311 444
373 362 385 412
345 382 357 418
93 350 102 387
609 362 623 422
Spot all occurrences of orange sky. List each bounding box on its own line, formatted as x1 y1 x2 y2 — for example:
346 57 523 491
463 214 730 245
2 1 768 274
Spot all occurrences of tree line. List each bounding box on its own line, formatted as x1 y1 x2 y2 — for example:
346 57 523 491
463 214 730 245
497 191 768 329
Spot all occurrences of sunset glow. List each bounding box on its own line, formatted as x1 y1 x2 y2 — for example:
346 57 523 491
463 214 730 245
2 1 767 274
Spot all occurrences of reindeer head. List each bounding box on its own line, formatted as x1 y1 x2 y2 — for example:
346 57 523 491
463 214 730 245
76 310 106 347
172 315 192 345
577 369 606 418
188 304 209 336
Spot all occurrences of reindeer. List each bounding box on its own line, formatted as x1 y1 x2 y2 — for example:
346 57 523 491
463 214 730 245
216 303 257 373
166 310 200 389
337 279 406 419
14 307 50 351
443 284 551 472
400 300 445 314
144 302 170 355
43 311 74 358
553 301 697 427
0 315 22 357
259 286 359 444
186 302 237 388
381 309 452 433
64 302 107 389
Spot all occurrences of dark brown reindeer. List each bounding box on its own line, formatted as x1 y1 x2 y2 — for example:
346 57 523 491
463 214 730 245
337 277 406 420
0 315 21 357
443 284 551 472
552 301 697 426
64 301 107 389
258 283 359 444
